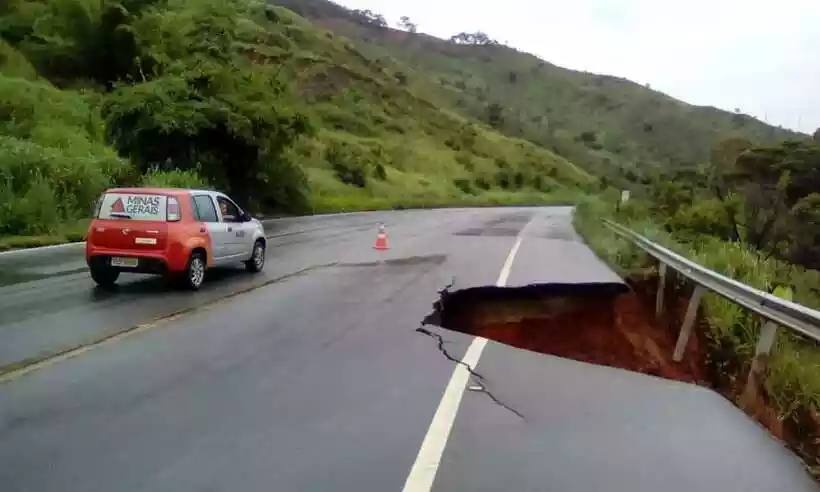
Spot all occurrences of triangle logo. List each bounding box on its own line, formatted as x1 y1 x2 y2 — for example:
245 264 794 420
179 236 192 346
111 198 125 213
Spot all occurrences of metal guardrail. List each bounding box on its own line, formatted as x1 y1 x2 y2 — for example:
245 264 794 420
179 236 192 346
604 219 820 403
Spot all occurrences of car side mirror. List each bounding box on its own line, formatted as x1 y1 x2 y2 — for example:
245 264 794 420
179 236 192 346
242 212 253 222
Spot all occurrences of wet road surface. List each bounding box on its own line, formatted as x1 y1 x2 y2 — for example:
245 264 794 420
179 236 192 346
0 207 815 491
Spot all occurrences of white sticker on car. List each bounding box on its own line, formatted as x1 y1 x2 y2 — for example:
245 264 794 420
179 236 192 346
98 193 168 221
135 237 157 245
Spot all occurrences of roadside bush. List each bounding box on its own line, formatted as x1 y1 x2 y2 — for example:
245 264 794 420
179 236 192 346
474 176 491 190
495 169 512 189
0 40 37 80
513 171 525 189
667 198 735 240
139 168 210 189
0 136 126 235
533 174 555 192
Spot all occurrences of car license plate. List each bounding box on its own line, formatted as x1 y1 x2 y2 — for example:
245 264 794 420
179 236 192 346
111 257 139 268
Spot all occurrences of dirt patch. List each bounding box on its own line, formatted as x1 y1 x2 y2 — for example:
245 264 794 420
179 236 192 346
425 279 709 384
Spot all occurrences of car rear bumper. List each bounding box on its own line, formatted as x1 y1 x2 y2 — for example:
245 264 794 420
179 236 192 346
87 253 170 275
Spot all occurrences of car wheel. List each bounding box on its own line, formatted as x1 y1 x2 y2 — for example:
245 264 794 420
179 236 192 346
183 252 206 290
90 265 120 287
245 240 265 273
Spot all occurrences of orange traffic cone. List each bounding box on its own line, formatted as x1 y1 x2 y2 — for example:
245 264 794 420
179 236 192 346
373 224 389 250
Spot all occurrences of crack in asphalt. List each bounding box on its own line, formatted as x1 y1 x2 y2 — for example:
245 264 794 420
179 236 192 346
415 324 526 421
415 325 485 382
468 378 526 420
416 277 526 421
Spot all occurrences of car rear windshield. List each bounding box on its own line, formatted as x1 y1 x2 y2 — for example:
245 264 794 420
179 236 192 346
97 193 169 221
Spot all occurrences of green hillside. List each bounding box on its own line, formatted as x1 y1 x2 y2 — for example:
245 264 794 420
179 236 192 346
0 0 591 246
252 5 593 210
272 0 804 180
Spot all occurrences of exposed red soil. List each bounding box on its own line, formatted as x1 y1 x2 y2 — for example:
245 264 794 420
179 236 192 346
439 279 710 384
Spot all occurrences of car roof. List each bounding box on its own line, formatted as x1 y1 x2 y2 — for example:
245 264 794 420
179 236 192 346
105 187 217 196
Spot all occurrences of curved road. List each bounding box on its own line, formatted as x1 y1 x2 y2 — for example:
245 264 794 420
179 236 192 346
0 207 815 491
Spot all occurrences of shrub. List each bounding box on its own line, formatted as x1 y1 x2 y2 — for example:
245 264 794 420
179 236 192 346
326 141 368 188
0 136 125 235
139 168 210 189
319 104 375 136
455 152 475 171
532 175 545 191
374 163 387 180
667 198 735 240
513 171 525 189
474 176 491 190
453 178 474 194
495 169 513 189
0 40 38 80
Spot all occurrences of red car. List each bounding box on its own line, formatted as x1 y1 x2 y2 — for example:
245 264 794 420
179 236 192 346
86 188 267 290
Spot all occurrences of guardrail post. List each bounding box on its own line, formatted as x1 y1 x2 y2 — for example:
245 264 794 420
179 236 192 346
741 321 779 408
656 263 667 317
673 285 706 362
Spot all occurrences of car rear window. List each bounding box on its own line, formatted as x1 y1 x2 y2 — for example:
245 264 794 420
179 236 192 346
97 193 169 221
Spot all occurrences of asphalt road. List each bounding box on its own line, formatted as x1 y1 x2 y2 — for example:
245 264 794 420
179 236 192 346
0 207 815 491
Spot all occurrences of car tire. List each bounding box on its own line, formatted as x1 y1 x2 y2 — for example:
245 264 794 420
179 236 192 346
245 240 265 273
90 266 120 287
182 251 206 290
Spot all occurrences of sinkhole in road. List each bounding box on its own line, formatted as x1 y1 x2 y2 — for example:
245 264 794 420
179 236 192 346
422 279 710 384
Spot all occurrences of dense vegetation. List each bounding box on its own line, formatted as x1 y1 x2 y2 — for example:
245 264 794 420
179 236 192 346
0 0 592 247
271 0 804 184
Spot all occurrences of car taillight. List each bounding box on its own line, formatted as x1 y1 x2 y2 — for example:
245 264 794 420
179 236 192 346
167 197 181 222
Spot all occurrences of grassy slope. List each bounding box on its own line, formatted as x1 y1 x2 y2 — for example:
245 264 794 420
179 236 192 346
272 0 803 179
256 6 593 212
0 3 592 249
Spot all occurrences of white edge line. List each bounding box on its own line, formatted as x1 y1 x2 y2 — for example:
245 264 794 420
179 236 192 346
401 232 525 492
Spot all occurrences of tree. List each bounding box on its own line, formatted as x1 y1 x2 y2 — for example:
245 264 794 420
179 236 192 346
708 136 752 241
577 131 597 145
103 65 313 211
450 31 498 46
732 141 820 262
486 102 503 129
351 9 386 28
99 0 315 211
699 137 820 266
4 0 158 87
397 16 416 33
